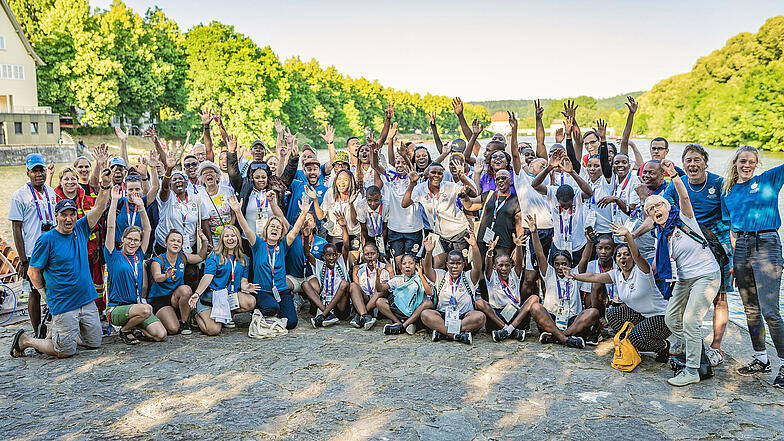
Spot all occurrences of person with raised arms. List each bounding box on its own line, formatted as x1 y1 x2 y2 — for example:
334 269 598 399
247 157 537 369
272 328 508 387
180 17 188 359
420 231 485 345
229 193 311 329
104 185 167 344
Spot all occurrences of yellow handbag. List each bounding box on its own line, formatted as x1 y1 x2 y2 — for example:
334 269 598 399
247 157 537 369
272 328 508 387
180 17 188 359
611 321 642 372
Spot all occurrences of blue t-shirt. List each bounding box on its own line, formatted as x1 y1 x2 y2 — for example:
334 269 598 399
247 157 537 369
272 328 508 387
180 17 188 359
149 252 186 298
663 172 730 244
294 165 327 186
104 247 144 306
286 180 327 225
30 217 97 316
204 252 248 292
114 196 147 243
251 238 289 293
723 163 784 233
285 234 328 278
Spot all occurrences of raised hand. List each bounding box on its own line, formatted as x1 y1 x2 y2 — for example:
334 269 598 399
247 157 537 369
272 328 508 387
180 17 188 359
471 118 483 135
130 193 144 208
594 119 607 140
348 191 359 204
298 194 313 213
512 232 528 247
507 111 518 131
385 101 395 119
47 163 55 179
227 194 242 213
320 124 335 144
534 99 544 120
549 148 564 168
334 210 347 227
452 97 464 115
423 234 435 253
561 156 574 174
274 118 284 135
625 96 638 114
199 106 214 126
388 122 398 141
265 190 277 205
634 183 648 200
465 229 478 248
198 229 208 243
114 125 128 142
100 169 112 187
227 134 238 153
525 214 537 231
555 127 565 144
428 112 436 125
487 237 500 253
407 170 419 182
303 185 317 200
111 185 123 201
366 130 378 149
661 159 677 177
609 222 631 238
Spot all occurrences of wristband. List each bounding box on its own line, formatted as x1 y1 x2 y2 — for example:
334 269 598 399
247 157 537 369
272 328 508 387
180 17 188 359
141 177 149 181
164 174 172 179
101 184 111 190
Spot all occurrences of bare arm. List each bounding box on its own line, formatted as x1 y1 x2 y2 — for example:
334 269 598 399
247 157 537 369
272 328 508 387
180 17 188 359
105 188 121 253
570 271 613 284
508 111 521 174
86 171 111 229
229 195 256 247
428 113 444 154
620 96 637 156
421 236 437 282
286 197 313 246
534 100 547 159
400 172 419 209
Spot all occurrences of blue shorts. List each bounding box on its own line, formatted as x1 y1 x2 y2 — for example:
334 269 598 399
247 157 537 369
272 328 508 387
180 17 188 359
388 230 423 257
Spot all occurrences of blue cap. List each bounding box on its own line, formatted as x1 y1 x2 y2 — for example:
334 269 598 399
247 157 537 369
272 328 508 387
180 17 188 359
55 199 77 213
26 153 45 170
109 157 127 168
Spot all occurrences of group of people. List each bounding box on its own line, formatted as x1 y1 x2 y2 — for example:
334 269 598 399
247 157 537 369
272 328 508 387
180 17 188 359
6 98 784 389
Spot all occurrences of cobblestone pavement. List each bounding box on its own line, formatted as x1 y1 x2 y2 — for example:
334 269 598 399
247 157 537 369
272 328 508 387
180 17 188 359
1 311 783 441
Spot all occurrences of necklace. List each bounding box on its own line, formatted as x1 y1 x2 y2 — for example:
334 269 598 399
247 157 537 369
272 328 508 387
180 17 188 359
686 173 708 193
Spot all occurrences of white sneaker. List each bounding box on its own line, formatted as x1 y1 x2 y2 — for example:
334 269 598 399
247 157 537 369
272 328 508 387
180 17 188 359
405 324 417 335
225 320 236 329
668 369 700 387
705 347 724 367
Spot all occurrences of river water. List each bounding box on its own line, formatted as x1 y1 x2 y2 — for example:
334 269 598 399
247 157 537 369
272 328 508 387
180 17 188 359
1 137 782 340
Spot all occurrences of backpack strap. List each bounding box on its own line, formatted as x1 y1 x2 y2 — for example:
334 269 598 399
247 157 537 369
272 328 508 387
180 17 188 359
675 219 708 248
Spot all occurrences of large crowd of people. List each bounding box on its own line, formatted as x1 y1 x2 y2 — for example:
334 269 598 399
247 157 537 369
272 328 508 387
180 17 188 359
6 97 784 389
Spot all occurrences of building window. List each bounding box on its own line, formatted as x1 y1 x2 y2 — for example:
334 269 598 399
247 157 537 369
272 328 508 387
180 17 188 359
0 64 24 80
31 122 38 135
0 37 5 50
14 122 22 134
47 122 54 134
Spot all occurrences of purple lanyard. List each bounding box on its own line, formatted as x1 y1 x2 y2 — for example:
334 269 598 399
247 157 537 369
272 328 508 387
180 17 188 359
556 279 571 301
498 276 517 304
28 183 53 224
367 204 382 236
559 206 573 241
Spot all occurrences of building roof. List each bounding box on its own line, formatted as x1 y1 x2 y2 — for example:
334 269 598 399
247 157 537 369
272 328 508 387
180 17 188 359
1 0 45 66
491 111 508 122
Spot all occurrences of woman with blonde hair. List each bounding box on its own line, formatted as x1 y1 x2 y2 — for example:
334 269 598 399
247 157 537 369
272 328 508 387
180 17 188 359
722 145 784 388
229 193 312 329
190 225 259 335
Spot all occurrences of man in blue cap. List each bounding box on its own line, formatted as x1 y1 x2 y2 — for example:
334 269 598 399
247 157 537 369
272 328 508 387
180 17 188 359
109 156 127 186
9 167 112 358
8 153 57 336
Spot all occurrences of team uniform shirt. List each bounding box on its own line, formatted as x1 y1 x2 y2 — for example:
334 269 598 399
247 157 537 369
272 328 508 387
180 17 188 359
113 196 147 244
199 185 235 240
29 217 96 316
8 183 58 257
514 169 553 230
286 234 328 279
585 177 614 234
321 191 362 237
204 253 247 293
356 262 390 297
486 269 523 310
722 163 784 233
410 181 467 238
244 188 276 237
659 212 721 279
353 164 381 191
431 269 476 315
155 188 210 253
104 247 144 306
294 165 327 186
384 170 423 233
543 265 583 317
610 172 642 225
149 252 187 298
251 238 289 294
286 180 328 227
608 266 667 317
663 172 730 244
547 186 587 252
356 199 389 253
313 256 349 303
634 183 667 259
581 260 616 300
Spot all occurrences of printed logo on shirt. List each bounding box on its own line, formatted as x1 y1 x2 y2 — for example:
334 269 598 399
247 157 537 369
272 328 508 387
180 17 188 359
629 282 635 290
750 182 759 193
179 263 184 269
674 230 682 239
708 186 716 195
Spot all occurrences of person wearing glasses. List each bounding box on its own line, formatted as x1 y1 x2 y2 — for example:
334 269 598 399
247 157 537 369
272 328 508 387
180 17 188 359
112 163 160 247
461 169 522 259
197 161 235 242
182 155 202 194
637 137 685 184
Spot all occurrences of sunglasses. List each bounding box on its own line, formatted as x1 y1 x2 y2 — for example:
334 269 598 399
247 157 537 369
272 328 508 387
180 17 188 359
184 162 199 168
251 162 269 170
491 153 506 159
126 175 142 182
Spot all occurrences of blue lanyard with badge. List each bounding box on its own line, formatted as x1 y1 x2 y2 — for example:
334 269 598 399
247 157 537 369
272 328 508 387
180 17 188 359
498 276 519 322
28 183 54 229
483 192 508 244
555 278 572 330
445 275 462 334
267 243 281 301
226 255 240 310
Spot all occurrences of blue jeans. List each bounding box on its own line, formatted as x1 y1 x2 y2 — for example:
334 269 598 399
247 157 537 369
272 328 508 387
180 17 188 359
734 232 784 356
254 291 298 329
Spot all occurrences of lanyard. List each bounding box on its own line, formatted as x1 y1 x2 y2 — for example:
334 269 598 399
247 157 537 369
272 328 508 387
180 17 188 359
386 171 406 182
559 205 573 243
492 192 509 221
429 186 440 226
228 255 237 292
498 276 517 305
326 266 334 298
589 179 601 205
28 183 53 224
556 278 571 302
367 203 382 236
559 171 565 186
122 252 140 301
365 266 375 296
176 193 189 223
190 179 200 194
125 198 138 227
255 191 268 212
266 243 279 288
614 173 631 215
449 275 461 303
599 260 614 299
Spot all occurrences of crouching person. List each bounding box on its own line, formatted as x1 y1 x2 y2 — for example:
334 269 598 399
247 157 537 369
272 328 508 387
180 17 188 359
10 173 111 358
376 254 433 335
420 232 486 344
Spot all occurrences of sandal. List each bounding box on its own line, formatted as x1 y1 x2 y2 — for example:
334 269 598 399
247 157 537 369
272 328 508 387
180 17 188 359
132 329 155 342
9 329 25 358
118 330 139 345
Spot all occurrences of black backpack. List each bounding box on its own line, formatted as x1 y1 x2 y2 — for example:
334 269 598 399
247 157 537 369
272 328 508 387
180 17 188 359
675 220 729 270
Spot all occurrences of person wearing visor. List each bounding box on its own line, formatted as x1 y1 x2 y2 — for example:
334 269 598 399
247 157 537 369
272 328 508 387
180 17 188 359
10 169 112 358
197 161 235 242
9 153 60 337
182 154 201 194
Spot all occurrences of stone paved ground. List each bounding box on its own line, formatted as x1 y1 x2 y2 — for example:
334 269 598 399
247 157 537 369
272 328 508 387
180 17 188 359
1 310 783 441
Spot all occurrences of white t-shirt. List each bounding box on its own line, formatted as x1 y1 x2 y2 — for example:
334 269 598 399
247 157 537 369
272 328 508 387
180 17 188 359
243 189 276 237
384 171 423 233
321 191 361 237
8 184 58 258
486 269 523 310
664 212 721 279
199 184 235 241
547 186 586 252
313 256 349 302
355 199 390 237
431 269 476 315
514 169 553 230
608 266 667 317
356 262 390 296
155 188 210 253
411 181 467 238
611 172 641 224
543 265 583 317
585 177 614 234
581 260 616 299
